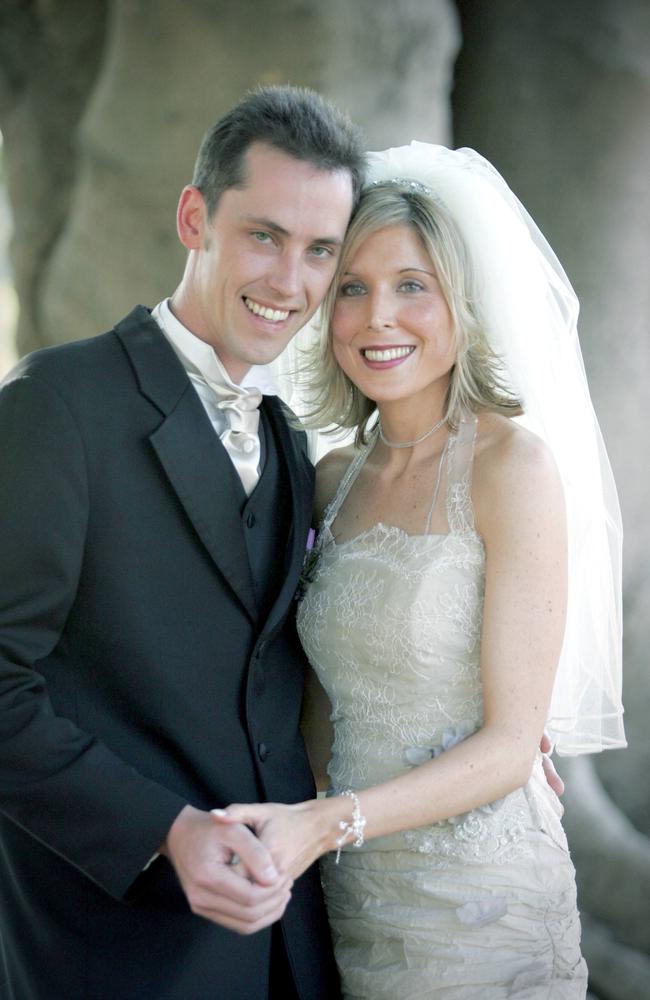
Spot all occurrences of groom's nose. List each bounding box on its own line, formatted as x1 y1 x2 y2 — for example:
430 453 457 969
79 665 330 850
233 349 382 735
267 249 303 299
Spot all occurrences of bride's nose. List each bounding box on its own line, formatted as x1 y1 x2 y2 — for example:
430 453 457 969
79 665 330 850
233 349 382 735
365 289 396 330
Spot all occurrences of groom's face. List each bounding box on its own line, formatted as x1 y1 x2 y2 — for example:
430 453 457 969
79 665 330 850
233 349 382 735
177 142 354 383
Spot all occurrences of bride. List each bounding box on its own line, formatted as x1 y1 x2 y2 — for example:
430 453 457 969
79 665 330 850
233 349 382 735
215 143 625 998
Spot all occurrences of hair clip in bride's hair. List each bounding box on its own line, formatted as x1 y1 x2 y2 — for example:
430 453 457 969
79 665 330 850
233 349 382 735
371 176 433 197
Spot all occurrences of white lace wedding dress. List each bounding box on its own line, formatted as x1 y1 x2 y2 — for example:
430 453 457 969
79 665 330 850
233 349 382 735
296 413 587 999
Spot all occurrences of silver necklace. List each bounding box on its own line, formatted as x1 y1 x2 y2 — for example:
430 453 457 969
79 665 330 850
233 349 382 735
378 414 446 449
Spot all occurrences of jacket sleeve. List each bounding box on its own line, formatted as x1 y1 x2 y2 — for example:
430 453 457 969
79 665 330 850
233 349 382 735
0 373 187 899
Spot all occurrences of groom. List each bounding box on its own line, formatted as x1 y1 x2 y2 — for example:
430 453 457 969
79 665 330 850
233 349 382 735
0 86 363 1000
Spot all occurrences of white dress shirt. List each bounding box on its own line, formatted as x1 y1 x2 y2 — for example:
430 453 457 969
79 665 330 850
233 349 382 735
151 299 280 493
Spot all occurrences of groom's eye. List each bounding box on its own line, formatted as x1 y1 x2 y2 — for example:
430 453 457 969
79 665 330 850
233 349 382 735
251 231 273 244
309 244 335 258
340 281 365 297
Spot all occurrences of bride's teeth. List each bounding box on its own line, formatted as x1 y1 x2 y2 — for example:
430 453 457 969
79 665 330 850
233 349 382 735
244 298 290 322
364 346 414 362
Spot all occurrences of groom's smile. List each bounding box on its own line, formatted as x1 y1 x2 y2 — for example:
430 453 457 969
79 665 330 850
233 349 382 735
243 297 291 323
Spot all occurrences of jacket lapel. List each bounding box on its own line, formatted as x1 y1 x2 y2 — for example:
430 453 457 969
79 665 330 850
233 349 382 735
260 396 315 636
115 308 257 622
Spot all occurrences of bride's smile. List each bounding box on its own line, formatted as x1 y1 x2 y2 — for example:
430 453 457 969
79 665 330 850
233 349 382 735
360 344 415 366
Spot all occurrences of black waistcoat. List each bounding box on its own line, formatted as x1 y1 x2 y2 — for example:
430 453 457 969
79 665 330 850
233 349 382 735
238 407 292 621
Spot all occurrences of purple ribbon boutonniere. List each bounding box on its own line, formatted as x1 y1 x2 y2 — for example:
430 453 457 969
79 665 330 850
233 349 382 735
295 527 320 603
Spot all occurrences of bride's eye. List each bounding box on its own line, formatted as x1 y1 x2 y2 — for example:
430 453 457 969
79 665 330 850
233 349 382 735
398 279 425 293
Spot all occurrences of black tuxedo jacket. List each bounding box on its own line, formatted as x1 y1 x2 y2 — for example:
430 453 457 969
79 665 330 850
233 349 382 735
0 307 339 999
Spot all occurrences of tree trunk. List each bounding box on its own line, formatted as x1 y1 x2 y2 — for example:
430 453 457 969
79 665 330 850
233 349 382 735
0 0 108 356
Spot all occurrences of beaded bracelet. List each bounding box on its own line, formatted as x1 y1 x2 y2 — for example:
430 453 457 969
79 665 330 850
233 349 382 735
334 790 367 864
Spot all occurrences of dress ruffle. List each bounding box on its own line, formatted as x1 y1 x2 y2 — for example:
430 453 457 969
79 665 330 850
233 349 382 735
321 826 587 999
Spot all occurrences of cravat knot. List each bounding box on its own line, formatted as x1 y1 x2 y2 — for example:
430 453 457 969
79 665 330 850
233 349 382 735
188 373 262 495
217 389 262 431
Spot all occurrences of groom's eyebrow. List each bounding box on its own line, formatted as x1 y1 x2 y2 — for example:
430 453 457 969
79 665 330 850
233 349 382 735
244 215 343 247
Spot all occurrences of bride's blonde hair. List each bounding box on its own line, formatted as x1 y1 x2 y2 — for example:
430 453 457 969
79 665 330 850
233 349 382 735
300 182 521 446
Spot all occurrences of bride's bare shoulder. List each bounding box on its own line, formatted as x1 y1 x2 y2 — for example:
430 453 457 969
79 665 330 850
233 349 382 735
473 411 563 532
474 411 555 472
314 444 356 522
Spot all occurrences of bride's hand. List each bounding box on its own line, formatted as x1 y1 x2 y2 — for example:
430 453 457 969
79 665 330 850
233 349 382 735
212 801 331 881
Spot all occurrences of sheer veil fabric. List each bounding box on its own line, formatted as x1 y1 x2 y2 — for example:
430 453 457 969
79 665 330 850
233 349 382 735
275 141 624 756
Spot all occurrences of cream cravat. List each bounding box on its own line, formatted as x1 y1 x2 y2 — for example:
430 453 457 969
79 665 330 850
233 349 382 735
187 372 262 496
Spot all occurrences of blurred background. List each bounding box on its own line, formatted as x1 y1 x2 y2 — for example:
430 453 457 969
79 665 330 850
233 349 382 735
0 1 648 996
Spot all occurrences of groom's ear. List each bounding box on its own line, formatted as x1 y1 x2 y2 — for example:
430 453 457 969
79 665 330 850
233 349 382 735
176 185 208 250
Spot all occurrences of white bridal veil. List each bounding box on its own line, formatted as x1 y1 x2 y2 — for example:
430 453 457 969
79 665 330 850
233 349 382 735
275 141 625 756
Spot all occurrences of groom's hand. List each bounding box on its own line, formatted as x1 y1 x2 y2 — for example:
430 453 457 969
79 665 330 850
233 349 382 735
540 732 564 797
160 805 293 934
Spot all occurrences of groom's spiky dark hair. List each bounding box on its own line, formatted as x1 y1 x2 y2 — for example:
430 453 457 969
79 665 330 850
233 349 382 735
192 85 366 217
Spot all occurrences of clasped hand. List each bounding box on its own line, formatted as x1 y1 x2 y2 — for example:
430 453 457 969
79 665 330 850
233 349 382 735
212 800 327 882
161 805 294 934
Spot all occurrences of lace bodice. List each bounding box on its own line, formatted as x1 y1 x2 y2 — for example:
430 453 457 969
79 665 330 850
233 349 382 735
296 414 564 865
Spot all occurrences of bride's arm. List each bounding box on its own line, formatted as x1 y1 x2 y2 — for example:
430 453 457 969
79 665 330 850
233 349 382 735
217 425 567 876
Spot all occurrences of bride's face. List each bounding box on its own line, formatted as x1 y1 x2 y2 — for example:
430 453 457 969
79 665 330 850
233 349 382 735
331 224 456 406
